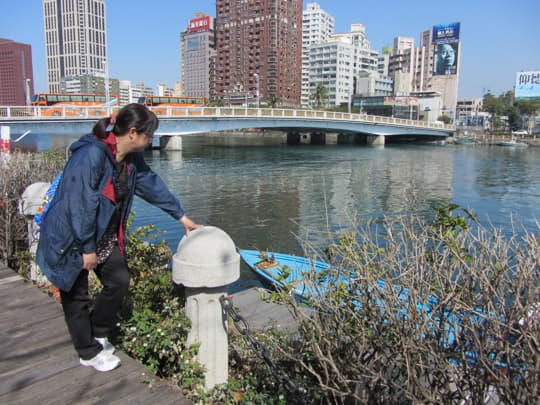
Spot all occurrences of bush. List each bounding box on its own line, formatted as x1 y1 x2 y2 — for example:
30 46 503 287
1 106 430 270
261 202 539 404
0 150 66 270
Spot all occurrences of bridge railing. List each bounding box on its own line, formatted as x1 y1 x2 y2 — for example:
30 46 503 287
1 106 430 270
0 105 455 131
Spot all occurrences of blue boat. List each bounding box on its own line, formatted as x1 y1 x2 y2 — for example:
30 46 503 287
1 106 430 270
239 249 331 300
238 249 522 363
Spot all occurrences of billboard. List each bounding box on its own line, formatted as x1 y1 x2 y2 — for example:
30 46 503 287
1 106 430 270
433 42 459 76
189 16 212 32
432 22 460 44
515 71 540 99
383 97 418 106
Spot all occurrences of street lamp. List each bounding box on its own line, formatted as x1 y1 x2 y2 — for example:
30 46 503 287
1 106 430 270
102 59 109 105
253 73 260 109
24 78 31 106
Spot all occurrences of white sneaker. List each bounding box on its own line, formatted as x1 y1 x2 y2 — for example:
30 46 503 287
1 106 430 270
95 336 115 355
80 350 120 372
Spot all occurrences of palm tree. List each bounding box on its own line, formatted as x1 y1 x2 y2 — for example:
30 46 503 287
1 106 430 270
311 83 328 108
268 94 279 108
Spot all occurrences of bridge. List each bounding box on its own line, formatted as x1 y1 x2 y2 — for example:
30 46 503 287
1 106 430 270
0 106 454 146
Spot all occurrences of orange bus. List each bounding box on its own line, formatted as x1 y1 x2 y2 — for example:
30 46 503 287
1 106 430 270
31 93 119 116
138 96 205 115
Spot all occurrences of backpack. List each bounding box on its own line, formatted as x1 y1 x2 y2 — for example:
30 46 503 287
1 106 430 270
34 172 63 227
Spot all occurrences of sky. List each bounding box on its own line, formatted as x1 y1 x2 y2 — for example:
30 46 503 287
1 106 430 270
1 0 539 99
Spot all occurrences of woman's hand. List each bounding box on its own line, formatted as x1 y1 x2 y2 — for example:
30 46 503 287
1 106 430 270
82 252 98 271
180 215 203 236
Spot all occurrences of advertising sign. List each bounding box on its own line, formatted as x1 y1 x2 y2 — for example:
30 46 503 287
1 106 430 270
515 71 540 100
189 16 211 32
383 97 418 106
432 22 460 44
433 42 459 76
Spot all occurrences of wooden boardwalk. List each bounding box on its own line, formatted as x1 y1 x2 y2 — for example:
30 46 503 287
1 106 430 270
0 263 191 405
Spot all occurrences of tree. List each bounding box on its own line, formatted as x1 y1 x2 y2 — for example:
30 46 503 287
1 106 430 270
310 83 328 108
267 94 279 108
482 93 505 116
516 98 540 132
437 115 451 124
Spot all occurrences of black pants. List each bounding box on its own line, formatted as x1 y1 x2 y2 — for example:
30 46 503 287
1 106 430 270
60 246 130 360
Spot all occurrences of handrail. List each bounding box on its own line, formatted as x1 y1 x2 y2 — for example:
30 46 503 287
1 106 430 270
0 105 455 131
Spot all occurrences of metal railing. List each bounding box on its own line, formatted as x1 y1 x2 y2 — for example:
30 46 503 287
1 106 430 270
0 105 455 131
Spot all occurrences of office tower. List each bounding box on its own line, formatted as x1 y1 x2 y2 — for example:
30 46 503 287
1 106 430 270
301 2 334 107
0 38 34 105
43 0 108 93
180 13 215 99
214 0 303 107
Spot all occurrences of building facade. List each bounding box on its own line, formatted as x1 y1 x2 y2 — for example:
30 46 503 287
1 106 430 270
214 0 303 107
309 38 355 107
60 74 119 97
301 2 334 107
180 13 215 99
308 24 380 107
0 38 34 105
43 0 108 93
387 23 461 120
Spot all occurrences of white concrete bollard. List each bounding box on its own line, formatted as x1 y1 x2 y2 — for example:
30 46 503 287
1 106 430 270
19 182 52 285
172 226 240 390
1 126 10 155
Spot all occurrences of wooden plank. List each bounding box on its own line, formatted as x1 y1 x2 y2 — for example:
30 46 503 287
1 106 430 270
1 352 187 405
0 263 191 404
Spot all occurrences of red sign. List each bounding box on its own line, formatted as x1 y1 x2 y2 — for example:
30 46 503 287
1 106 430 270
189 16 211 32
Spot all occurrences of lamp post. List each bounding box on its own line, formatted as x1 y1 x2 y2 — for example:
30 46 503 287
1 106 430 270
102 59 109 105
253 73 260 109
24 78 31 106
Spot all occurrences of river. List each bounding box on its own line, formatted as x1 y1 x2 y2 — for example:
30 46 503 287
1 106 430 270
16 132 540 289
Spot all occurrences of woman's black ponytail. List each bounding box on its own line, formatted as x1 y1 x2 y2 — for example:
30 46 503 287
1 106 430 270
92 103 158 139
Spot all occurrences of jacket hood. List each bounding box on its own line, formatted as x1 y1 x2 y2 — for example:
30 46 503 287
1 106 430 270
70 134 115 162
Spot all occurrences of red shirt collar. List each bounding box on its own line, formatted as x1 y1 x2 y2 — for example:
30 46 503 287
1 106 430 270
100 131 117 158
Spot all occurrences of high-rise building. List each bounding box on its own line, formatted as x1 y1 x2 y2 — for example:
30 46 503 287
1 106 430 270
388 23 461 119
43 0 108 93
0 38 34 105
420 23 461 120
309 38 355 106
301 3 334 107
180 13 215 99
308 24 380 107
214 0 303 107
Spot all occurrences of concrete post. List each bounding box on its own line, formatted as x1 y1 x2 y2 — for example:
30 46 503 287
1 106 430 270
367 135 385 146
160 135 183 151
172 226 240 390
19 182 51 284
1 126 10 154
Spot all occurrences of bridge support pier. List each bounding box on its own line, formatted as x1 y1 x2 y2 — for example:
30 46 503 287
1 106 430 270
160 135 183 151
325 133 338 144
367 135 385 146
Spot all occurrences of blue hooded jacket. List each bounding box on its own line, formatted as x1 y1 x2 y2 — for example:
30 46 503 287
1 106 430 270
36 134 184 291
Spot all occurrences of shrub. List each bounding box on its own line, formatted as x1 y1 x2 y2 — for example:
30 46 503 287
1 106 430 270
0 150 66 270
260 203 539 404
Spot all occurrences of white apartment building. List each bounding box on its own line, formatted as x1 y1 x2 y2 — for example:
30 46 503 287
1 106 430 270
43 0 108 93
309 38 355 107
333 24 379 77
119 80 132 106
301 3 335 107
308 24 380 107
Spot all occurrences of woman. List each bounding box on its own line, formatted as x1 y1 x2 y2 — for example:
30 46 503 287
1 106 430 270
37 103 202 372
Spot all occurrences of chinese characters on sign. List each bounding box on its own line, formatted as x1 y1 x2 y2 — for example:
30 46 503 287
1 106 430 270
515 71 540 100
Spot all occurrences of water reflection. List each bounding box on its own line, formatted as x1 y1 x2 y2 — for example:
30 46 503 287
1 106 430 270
14 133 540 287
